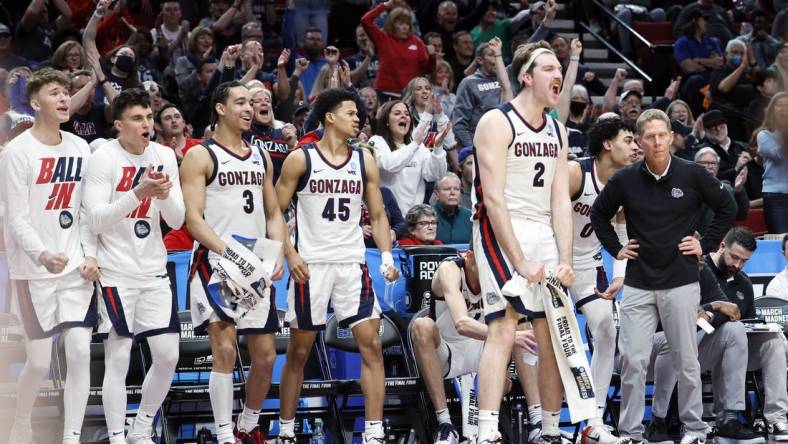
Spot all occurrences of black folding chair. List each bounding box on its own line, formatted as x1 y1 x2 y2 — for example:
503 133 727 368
319 312 430 443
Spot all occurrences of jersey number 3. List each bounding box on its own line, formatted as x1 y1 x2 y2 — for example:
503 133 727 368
322 197 350 221
242 190 254 214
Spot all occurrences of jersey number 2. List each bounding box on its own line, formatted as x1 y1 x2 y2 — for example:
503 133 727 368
322 198 350 221
533 162 545 187
242 190 254 214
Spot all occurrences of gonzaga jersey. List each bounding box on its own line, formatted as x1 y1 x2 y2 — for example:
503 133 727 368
571 158 603 270
295 144 366 264
83 140 183 287
244 123 290 183
0 129 90 280
432 256 483 344
197 139 268 265
473 105 563 226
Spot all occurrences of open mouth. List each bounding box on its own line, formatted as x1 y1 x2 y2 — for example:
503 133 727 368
550 81 561 95
397 121 408 131
57 106 68 113
141 131 150 140
241 114 252 123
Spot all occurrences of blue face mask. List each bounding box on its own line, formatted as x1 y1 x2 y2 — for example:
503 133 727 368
729 54 742 66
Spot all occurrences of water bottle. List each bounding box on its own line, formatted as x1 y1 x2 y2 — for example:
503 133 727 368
514 404 524 444
310 418 326 444
423 115 439 149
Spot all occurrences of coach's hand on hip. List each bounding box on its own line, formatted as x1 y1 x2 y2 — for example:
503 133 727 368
678 235 702 259
555 263 576 287
616 239 639 261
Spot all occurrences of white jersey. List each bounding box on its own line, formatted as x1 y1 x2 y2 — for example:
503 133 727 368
83 140 184 287
433 256 484 344
472 104 562 226
195 139 268 265
571 158 604 270
295 144 366 264
0 129 94 280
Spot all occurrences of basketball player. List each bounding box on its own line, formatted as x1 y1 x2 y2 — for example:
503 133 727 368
181 81 289 444
274 88 399 443
411 249 539 444
82 88 184 444
1 68 98 444
471 42 621 444
568 118 638 442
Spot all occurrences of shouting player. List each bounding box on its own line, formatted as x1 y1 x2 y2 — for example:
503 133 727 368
82 88 184 443
181 81 289 444
275 88 399 443
568 118 638 442
471 41 622 444
1 68 99 444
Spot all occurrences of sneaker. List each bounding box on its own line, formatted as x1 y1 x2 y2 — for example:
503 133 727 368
362 433 386 443
236 426 265 444
529 421 543 444
126 432 156 444
479 432 504 443
768 422 788 441
678 434 704 444
715 420 765 444
645 417 674 444
8 422 33 444
582 425 633 444
435 423 460 444
275 434 297 444
541 433 563 444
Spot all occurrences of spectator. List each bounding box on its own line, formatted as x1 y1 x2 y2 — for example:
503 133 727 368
15 0 72 65
293 0 330 46
693 110 750 183
673 9 724 115
774 8 788 42
694 147 749 248
126 28 168 86
673 0 736 45
0 24 27 70
174 25 215 88
772 43 788 90
605 1 666 58
203 0 251 53
670 118 694 159
432 173 472 244
549 34 605 95
154 104 201 163
294 27 327 96
398 204 444 246
739 10 782 70
470 2 530 60
709 39 756 109
359 86 379 124
667 99 695 126
430 60 457 117
747 69 779 126
618 89 643 125
150 1 189 59
51 41 86 74
457 146 473 209
602 68 679 114
291 100 310 137
452 42 503 147
361 187 406 248
62 69 114 144
450 31 475 89
755 92 788 233
244 87 298 182
84 3 141 96
362 2 435 100
347 25 379 88
566 84 591 157
431 0 488 61
516 0 557 43
745 132 765 208
234 41 290 101
402 76 456 153
370 100 449 214
423 32 444 59
765 235 788 300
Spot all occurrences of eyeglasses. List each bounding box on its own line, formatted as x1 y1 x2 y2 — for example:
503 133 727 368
416 220 437 227
696 160 719 166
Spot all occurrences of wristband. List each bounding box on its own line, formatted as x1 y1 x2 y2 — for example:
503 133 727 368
381 251 394 266
570 55 580 61
98 79 107 85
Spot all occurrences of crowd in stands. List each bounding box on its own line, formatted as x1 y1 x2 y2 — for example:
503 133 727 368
0 0 787 240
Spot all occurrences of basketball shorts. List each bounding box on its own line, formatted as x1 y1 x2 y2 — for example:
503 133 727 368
98 276 179 339
189 248 279 336
286 263 381 330
473 218 558 321
12 268 97 339
568 266 609 312
437 336 484 379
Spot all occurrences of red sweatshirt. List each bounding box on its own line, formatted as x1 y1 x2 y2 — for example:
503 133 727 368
361 3 435 95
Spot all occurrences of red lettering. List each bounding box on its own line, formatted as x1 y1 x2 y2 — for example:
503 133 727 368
45 182 76 210
128 197 152 219
117 167 137 192
36 158 55 184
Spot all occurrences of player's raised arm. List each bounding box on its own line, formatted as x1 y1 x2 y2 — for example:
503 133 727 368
181 145 225 254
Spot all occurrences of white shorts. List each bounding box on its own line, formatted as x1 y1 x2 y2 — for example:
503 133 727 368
189 246 279 336
473 218 558 321
12 268 97 339
436 337 484 379
568 266 608 312
98 276 179 339
286 263 381 330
